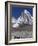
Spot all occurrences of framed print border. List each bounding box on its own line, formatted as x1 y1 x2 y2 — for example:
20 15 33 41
5 1 37 45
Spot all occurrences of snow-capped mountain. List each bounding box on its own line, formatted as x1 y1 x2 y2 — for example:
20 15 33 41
24 10 33 25
11 9 33 28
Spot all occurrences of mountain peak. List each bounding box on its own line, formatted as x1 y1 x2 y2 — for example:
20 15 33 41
11 10 33 28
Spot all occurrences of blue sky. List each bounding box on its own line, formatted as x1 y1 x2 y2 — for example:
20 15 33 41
12 6 32 19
